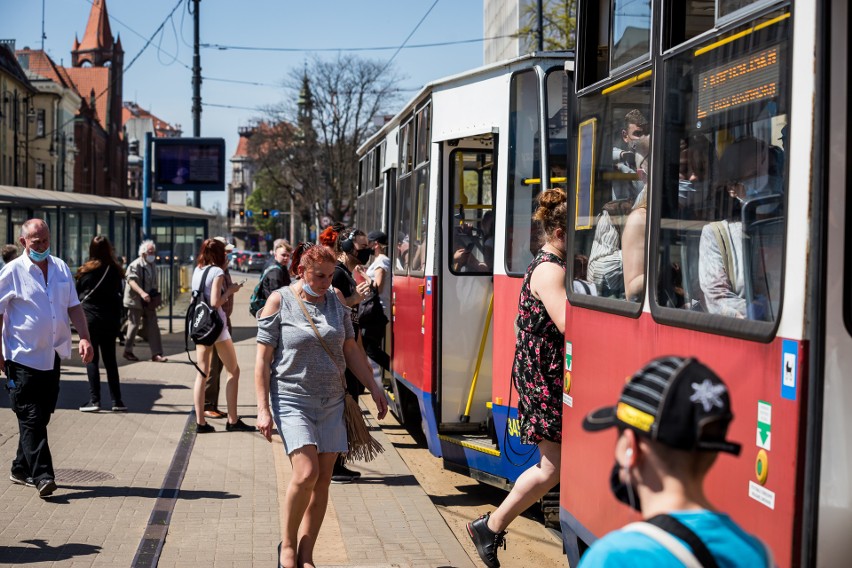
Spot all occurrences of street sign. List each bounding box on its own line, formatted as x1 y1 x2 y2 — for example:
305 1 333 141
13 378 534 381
271 209 280 217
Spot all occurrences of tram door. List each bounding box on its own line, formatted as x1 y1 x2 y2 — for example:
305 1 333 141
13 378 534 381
439 136 496 429
817 4 852 563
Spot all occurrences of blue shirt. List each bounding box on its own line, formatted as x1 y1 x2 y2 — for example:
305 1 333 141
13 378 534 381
579 510 770 568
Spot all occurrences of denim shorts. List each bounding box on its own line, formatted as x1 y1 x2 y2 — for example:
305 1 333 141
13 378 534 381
271 391 347 455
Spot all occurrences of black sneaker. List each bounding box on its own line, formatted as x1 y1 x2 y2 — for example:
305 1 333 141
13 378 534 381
79 401 100 412
225 418 257 432
112 402 128 412
196 423 215 434
36 478 57 498
10 472 34 487
466 512 506 568
335 463 362 479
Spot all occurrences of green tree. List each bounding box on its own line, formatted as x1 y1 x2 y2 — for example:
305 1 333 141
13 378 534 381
516 0 577 51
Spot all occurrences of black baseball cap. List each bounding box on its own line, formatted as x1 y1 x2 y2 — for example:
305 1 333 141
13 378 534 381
582 356 742 455
367 230 387 245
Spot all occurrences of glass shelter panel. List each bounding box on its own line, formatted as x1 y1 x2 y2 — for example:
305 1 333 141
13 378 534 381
506 70 542 274
655 12 789 322
572 76 652 301
449 149 494 274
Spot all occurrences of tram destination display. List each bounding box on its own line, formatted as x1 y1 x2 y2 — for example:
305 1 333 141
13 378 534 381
153 137 226 192
696 46 779 119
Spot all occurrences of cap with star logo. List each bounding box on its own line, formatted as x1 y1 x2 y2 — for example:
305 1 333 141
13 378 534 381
582 356 742 455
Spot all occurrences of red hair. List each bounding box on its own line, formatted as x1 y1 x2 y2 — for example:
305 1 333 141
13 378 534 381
300 244 336 271
196 238 226 268
319 227 339 250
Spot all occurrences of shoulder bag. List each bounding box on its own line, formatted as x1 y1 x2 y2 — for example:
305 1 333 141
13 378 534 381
357 285 388 330
80 265 110 303
289 285 384 463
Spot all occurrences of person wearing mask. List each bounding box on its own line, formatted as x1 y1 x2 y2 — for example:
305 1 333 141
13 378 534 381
76 236 126 412
205 237 238 419
466 189 567 568
122 240 167 363
191 239 254 433
0 219 94 498
255 244 388 568
362 230 391 385
327 227 373 483
578 356 771 567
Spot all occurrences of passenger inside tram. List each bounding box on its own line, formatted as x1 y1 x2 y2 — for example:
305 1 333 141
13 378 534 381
698 136 783 320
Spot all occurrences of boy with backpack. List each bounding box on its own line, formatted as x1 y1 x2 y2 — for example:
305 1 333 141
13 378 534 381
249 241 291 317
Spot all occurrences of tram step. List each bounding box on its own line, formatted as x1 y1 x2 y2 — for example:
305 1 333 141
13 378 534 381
440 432 499 453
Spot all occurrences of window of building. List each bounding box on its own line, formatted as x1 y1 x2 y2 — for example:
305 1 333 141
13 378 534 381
35 163 45 189
36 109 45 137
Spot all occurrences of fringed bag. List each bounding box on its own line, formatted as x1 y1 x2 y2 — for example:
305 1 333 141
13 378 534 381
291 286 384 462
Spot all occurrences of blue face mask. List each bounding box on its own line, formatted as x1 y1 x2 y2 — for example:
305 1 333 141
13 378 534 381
301 279 321 297
28 246 50 262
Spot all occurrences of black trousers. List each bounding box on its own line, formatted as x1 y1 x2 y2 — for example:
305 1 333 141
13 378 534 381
361 328 390 372
86 325 122 405
6 355 61 483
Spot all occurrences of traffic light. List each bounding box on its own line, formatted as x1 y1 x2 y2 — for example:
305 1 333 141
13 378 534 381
262 208 270 219
239 208 245 218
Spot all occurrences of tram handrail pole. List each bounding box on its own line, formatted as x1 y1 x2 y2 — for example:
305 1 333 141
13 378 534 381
461 292 494 423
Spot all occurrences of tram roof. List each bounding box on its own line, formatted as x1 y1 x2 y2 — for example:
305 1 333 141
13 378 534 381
359 50 574 155
0 185 214 219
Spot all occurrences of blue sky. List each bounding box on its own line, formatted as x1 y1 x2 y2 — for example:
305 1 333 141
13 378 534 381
1 0 484 210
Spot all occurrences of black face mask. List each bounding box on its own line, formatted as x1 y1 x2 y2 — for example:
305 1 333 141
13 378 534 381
609 460 642 513
355 248 372 265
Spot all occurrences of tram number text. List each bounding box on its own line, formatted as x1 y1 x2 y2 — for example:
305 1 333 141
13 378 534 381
507 418 521 438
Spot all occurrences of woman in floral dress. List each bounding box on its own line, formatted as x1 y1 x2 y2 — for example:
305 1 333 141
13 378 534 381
466 188 568 568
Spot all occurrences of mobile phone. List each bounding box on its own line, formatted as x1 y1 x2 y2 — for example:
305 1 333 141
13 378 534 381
238 278 247 286
353 269 366 285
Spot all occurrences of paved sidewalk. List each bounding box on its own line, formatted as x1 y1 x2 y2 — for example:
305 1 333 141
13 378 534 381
0 284 474 567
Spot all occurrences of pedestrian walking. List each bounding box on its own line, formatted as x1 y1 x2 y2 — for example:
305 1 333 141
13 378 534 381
254 244 388 568
75 236 126 412
122 240 168 363
205 236 236 419
0 219 94 498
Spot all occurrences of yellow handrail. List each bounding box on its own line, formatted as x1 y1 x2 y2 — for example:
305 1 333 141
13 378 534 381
461 293 494 422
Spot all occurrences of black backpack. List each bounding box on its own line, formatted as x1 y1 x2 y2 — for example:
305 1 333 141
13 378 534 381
184 267 224 374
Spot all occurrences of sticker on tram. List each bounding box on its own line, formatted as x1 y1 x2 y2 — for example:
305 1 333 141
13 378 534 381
781 340 798 401
426 276 432 295
748 480 776 510
565 341 573 372
756 401 771 451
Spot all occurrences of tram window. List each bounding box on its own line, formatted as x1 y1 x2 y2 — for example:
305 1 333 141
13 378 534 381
654 12 789 325
506 70 542 275
415 103 431 167
664 0 715 49
449 149 494 275
400 120 414 175
612 0 652 70
409 166 430 274
546 68 570 192
571 76 652 303
394 175 414 275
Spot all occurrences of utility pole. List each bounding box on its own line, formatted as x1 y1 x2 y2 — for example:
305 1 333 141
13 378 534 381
191 0 202 208
537 0 544 52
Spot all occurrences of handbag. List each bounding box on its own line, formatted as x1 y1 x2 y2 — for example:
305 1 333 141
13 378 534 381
80 265 110 303
290 285 384 463
143 290 162 310
357 286 388 330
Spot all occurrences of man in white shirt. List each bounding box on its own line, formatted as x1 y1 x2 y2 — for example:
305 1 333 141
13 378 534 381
0 219 93 498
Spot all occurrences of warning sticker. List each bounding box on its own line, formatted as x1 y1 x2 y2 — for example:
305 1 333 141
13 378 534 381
748 481 776 509
565 341 573 372
756 401 771 451
563 393 573 407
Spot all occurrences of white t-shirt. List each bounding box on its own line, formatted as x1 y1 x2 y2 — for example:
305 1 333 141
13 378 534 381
365 254 391 317
191 265 227 324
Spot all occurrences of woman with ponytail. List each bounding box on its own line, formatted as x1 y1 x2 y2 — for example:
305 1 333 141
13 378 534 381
465 188 568 568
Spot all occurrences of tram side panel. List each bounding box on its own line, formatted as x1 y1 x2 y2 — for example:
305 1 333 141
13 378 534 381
560 309 805 567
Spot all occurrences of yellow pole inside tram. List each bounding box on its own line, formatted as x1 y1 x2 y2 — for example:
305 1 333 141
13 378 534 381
461 293 494 423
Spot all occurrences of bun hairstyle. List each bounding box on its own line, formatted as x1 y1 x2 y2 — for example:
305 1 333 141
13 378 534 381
533 187 568 239
319 227 339 251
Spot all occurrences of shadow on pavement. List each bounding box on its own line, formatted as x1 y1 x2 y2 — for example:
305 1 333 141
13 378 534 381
0 539 101 564
43 484 240 504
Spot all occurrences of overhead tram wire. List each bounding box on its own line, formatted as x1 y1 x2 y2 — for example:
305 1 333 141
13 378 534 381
379 0 440 75
200 34 514 53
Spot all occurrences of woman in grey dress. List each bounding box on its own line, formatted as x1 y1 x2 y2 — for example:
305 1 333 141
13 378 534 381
254 244 388 568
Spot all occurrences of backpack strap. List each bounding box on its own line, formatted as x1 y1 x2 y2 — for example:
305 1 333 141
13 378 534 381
623 514 720 568
709 221 735 289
